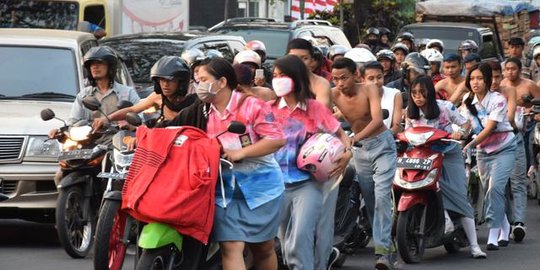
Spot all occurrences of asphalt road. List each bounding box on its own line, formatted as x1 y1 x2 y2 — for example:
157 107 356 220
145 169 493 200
1 201 539 270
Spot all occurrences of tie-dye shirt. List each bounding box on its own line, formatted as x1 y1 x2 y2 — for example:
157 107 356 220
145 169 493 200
207 91 284 210
270 98 340 184
406 100 467 133
461 90 515 153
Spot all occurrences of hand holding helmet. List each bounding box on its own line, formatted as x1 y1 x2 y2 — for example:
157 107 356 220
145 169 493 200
297 133 347 182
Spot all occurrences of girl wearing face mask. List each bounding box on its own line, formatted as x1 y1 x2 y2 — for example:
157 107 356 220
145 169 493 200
191 58 286 270
462 63 517 251
270 55 352 270
406 75 486 258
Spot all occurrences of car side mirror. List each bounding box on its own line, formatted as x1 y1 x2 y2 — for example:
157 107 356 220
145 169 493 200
40 108 55 121
82 96 101 111
125 112 142 127
227 121 246 134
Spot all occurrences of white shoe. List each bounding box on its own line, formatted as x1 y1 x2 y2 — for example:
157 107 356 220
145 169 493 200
471 245 487 259
444 216 454 234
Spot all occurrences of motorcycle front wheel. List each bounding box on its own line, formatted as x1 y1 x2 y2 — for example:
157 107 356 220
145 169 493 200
136 245 181 270
56 186 95 258
94 199 128 270
396 204 426 264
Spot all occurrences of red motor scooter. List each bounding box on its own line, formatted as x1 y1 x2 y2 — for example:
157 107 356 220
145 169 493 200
393 126 468 264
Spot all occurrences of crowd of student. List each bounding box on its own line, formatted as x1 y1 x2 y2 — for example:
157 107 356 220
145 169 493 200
57 26 540 270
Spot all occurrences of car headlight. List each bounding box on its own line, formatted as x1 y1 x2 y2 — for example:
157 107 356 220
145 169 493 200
24 136 61 161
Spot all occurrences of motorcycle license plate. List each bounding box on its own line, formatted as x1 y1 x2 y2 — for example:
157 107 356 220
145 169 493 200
58 149 93 161
396 157 432 170
97 172 126 180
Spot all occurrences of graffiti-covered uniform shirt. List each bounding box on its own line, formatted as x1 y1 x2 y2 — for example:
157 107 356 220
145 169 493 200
207 91 284 210
270 98 340 184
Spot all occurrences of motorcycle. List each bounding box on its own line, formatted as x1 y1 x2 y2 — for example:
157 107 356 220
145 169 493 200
393 126 469 264
527 100 540 204
41 97 118 258
93 124 136 270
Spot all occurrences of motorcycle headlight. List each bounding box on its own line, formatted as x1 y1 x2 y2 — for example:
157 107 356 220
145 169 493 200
394 168 438 190
69 126 92 141
24 136 61 162
405 131 434 146
113 149 133 168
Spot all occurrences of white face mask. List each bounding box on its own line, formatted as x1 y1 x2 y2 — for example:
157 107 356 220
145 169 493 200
196 82 216 103
272 76 294 97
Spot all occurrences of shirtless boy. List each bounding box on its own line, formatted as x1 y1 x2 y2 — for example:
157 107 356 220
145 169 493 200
435 53 466 104
332 57 397 270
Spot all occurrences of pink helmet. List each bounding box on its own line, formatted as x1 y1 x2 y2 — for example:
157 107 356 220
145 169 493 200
245 40 267 53
297 133 345 182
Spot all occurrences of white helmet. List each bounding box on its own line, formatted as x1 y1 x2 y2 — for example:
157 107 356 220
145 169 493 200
426 39 444 52
420 48 443 63
533 46 540 60
233 50 261 68
344 48 376 65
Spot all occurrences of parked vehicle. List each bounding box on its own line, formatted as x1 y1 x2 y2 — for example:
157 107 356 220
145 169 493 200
393 127 469 264
100 32 246 95
1 0 190 37
0 29 134 223
209 18 351 62
397 22 502 61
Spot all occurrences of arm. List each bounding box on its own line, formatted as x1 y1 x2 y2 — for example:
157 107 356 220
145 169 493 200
92 94 157 130
463 120 498 151
313 77 333 109
391 92 403 134
448 82 468 106
353 84 384 142
224 138 286 162
329 127 353 177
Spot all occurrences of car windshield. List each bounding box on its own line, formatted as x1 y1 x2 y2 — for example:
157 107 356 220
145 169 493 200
0 0 79 30
0 46 78 98
101 38 186 84
218 28 289 59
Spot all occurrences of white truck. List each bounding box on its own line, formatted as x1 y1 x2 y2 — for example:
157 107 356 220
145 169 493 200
1 0 189 36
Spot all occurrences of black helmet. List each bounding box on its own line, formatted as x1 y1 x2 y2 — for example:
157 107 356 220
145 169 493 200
459 40 479 53
379 27 391 37
401 52 430 75
391 43 410 55
397 32 415 43
83 46 118 86
150 56 190 96
366 27 380 37
181 48 205 67
376 49 396 62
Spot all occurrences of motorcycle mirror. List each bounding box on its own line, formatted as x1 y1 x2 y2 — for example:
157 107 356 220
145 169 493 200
82 96 101 111
227 121 246 134
40 108 55 121
125 112 142 127
532 98 540 106
382 109 389 120
117 100 134 110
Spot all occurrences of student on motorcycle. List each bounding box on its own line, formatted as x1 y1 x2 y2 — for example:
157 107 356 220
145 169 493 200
405 75 487 258
233 63 276 101
376 49 402 85
420 48 445 86
193 57 286 270
270 55 352 270
461 63 517 251
93 56 195 130
48 46 139 137
390 43 410 72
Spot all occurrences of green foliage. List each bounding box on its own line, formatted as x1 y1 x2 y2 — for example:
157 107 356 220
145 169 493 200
307 0 415 46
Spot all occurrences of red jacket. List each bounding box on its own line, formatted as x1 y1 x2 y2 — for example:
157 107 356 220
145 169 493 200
122 126 221 244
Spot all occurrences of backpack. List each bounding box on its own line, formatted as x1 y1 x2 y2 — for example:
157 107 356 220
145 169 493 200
121 125 220 244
